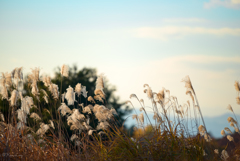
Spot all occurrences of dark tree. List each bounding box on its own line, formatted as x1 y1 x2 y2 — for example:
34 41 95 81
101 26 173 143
52 65 132 126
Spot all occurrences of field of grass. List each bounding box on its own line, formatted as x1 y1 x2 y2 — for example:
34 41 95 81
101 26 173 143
0 65 239 160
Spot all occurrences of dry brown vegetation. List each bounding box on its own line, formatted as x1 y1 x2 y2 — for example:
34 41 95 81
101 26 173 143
0 66 240 160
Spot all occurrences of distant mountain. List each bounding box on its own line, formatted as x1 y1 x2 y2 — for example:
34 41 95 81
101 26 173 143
204 113 240 138
124 110 240 139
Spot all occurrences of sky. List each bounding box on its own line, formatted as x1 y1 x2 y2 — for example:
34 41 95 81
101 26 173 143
0 0 240 122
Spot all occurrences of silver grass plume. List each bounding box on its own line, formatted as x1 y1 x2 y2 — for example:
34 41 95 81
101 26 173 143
221 150 229 161
19 91 23 100
49 120 55 129
227 135 234 142
12 68 23 89
12 67 23 80
41 89 48 97
214 149 219 154
221 130 225 136
139 113 144 124
96 121 109 130
29 67 40 82
43 95 48 104
81 86 88 98
42 76 51 87
95 74 105 95
94 95 104 103
234 127 239 133
0 86 8 100
82 106 92 114
95 109 110 122
230 122 235 127
156 88 165 103
48 83 59 100
44 108 50 114
130 94 137 99
83 122 92 130
41 89 48 104
9 90 18 106
1 72 12 87
182 75 195 94
198 125 206 136
21 96 34 114
65 85 75 106
58 103 72 116
67 109 85 124
61 64 69 77
143 84 149 88
0 112 4 121
234 81 240 93
75 83 81 97
204 133 212 142
146 86 153 99
186 90 194 102
227 117 237 124
227 104 233 112
30 112 41 121
94 89 105 99
88 129 96 135
87 96 96 104
36 123 50 137
31 81 39 96
70 134 78 142
224 127 232 134
61 92 65 102
16 109 27 123
236 97 240 105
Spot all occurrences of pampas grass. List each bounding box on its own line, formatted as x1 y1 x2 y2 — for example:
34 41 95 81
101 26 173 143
0 65 240 161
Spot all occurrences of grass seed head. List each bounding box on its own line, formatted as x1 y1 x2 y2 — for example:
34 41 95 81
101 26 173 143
65 85 75 106
61 64 69 77
30 112 41 121
236 97 240 105
221 130 225 136
75 83 82 96
9 90 18 106
227 135 234 142
234 81 240 92
224 127 232 134
139 113 144 124
221 150 229 161
58 103 72 116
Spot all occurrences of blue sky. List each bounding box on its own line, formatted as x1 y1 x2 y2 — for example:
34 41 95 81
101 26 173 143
0 0 240 121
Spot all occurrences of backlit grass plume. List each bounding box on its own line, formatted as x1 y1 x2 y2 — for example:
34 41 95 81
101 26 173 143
0 65 240 160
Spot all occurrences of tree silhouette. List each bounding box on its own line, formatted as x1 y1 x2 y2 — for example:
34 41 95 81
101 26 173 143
52 65 132 127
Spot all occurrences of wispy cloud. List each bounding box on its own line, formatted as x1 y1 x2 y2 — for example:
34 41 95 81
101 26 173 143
204 0 240 9
134 26 240 40
162 18 206 23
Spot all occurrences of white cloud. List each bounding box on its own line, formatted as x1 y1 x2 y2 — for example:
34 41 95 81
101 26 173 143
134 26 240 40
204 0 240 9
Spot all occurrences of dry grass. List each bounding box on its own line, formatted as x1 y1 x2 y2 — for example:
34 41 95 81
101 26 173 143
0 66 240 160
